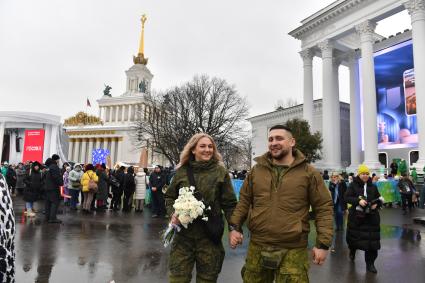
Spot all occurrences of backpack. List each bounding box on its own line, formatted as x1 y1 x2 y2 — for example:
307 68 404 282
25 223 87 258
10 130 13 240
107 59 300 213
109 175 120 188
88 173 98 193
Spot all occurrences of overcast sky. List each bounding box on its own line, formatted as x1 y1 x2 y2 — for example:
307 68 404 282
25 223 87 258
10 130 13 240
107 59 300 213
0 0 411 121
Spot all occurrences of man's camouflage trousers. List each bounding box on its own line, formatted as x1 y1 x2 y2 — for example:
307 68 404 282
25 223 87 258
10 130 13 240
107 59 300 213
241 242 309 283
169 234 225 283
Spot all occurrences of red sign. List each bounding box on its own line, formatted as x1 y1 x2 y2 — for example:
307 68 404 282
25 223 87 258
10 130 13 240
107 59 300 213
22 129 45 163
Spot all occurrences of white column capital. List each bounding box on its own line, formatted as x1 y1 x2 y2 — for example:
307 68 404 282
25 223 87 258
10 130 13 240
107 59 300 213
405 0 425 22
299 48 314 66
318 40 333 59
355 20 377 43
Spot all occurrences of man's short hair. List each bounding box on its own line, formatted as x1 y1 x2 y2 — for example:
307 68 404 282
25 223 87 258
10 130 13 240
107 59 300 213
269 125 293 134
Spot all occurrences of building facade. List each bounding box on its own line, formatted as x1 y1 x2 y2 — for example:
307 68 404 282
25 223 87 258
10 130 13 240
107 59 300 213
249 100 350 169
64 15 167 167
289 0 425 172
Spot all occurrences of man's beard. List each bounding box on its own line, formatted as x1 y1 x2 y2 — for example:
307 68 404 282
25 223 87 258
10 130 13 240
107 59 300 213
270 147 290 160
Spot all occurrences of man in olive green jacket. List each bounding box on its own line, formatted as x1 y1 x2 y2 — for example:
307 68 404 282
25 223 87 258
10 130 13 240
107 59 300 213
229 125 333 283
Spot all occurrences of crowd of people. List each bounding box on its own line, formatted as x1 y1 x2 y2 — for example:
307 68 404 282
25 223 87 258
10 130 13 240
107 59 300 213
0 157 178 224
1 125 423 283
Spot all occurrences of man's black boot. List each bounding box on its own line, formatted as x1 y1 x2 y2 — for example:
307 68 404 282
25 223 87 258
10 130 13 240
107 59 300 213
366 263 377 273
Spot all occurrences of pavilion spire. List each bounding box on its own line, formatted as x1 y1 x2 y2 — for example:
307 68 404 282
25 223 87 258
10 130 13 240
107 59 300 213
133 14 148 65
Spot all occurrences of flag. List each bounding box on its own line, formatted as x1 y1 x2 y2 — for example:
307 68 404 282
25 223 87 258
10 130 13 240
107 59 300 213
87 98 91 107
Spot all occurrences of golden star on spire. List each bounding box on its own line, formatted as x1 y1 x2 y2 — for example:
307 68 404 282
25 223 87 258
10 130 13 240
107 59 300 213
133 14 148 65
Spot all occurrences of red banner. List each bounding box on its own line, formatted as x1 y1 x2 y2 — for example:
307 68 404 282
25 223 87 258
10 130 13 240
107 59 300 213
22 129 45 163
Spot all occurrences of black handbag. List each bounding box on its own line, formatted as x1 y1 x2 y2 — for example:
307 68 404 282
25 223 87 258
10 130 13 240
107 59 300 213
186 166 224 245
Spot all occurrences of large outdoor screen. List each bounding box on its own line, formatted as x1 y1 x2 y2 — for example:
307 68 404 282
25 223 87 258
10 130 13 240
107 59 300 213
374 39 417 149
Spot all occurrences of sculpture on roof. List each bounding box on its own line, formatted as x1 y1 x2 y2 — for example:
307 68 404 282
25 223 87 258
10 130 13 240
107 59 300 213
103 85 112 97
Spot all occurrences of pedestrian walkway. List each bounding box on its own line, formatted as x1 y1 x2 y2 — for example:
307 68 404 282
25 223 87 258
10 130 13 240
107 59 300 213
13 197 425 283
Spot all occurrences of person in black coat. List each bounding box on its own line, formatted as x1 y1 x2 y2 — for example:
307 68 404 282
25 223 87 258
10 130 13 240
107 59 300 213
329 172 347 231
5 165 17 196
111 166 125 211
23 161 44 217
149 165 166 217
397 173 415 214
345 164 382 274
44 154 64 223
122 166 136 212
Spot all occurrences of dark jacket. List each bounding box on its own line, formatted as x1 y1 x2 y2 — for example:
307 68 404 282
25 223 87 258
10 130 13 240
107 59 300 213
123 172 136 195
397 177 415 194
5 167 16 187
230 150 334 249
345 176 382 251
96 169 109 201
44 162 64 191
23 165 43 202
328 180 347 210
114 169 126 192
15 167 27 189
150 171 166 190
165 159 237 239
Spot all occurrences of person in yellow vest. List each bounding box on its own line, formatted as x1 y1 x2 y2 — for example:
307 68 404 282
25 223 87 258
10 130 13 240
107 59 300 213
81 164 99 213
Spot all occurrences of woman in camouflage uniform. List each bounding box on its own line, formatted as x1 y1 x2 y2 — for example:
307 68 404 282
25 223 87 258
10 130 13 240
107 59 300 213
165 133 237 283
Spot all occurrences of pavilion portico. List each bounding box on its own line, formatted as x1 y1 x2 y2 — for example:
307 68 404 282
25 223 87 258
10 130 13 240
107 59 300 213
289 0 425 171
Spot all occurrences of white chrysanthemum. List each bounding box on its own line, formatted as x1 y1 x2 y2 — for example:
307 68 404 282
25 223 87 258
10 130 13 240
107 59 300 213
172 186 208 229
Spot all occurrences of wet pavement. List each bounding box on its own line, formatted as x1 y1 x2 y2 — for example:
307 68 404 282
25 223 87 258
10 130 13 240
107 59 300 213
12 197 425 283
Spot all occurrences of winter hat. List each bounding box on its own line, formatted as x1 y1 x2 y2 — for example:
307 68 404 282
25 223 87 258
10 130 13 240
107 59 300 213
52 154 60 161
357 164 370 175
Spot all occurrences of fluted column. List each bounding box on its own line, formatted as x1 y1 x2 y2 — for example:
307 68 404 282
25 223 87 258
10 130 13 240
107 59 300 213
318 39 340 169
300 48 314 128
128 104 133 121
0 122 5 162
50 125 58 158
121 105 126 122
110 138 116 166
68 138 74 161
406 0 425 172
115 105 119 122
87 138 94 164
73 138 80 162
356 20 381 169
95 138 101 150
43 125 52 160
116 138 122 163
332 58 342 168
348 52 362 169
80 138 87 164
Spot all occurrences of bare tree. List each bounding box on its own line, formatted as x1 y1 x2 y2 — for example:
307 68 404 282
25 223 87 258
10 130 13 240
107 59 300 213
132 75 249 166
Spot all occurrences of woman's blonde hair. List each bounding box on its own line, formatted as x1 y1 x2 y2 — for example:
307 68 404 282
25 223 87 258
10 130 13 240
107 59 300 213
178 133 223 168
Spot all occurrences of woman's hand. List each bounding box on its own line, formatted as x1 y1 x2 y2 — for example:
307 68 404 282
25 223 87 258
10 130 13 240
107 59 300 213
171 213 181 226
151 187 157 192
371 203 378 210
359 199 368 207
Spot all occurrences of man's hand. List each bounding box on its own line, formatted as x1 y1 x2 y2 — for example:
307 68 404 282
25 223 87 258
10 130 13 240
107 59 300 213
371 203 378 210
171 213 181 226
229 230 243 249
311 247 328 265
359 199 368 207
152 187 157 192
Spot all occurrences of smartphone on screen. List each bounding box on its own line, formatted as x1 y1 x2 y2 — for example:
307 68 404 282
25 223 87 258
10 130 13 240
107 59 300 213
403 68 416 116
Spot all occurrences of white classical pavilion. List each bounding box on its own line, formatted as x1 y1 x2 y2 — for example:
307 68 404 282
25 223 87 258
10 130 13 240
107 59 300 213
289 0 425 171
64 15 167 166
0 111 66 164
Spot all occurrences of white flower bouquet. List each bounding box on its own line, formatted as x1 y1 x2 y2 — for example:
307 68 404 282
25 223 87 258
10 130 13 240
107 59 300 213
162 186 209 247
